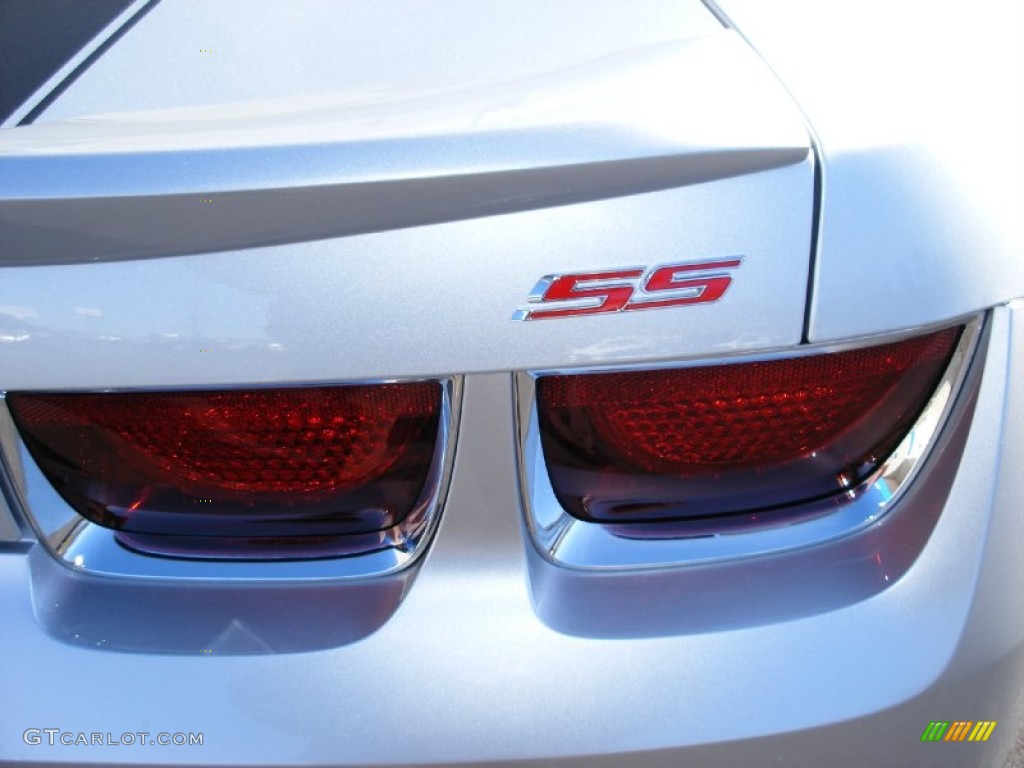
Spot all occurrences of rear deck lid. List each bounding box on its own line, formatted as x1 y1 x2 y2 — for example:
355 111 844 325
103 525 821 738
0 0 814 387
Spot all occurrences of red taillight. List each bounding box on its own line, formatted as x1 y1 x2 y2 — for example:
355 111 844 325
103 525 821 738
7 383 442 556
537 327 960 525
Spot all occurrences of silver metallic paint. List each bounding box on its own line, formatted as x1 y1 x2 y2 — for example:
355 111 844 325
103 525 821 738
0 0 1022 765
0 31 809 266
0 158 813 390
710 0 1024 343
31 0 722 121
0 15 816 389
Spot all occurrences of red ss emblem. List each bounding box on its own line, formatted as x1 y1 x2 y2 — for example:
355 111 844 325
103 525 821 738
512 258 742 321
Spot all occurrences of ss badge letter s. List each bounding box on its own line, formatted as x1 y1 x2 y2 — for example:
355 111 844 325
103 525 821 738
512 258 742 321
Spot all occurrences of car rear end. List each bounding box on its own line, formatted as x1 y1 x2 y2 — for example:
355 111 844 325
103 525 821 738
1 1 1023 766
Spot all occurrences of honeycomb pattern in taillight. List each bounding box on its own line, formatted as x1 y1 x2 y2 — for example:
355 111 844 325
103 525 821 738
536 327 960 525
6 383 442 556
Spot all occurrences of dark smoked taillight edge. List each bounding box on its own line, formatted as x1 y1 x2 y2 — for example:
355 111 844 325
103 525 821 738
535 326 964 528
6 381 446 560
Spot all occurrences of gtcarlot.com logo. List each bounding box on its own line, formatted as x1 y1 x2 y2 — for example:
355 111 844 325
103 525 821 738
921 721 997 743
23 729 203 747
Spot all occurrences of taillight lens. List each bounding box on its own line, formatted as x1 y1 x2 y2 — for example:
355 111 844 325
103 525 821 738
6 383 442 556
537 327 960 526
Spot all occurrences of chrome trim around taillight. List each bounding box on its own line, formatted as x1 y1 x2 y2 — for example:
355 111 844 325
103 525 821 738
514 316 982 570
0 377 462 580
0 405 31 545
0 477 22 544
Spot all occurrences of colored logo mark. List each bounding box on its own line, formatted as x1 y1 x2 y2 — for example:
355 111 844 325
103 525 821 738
921 721 997 742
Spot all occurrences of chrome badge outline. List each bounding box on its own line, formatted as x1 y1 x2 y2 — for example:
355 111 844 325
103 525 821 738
512 257 743 321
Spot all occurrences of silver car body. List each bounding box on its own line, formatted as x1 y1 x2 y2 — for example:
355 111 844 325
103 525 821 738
1 0 1022 765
